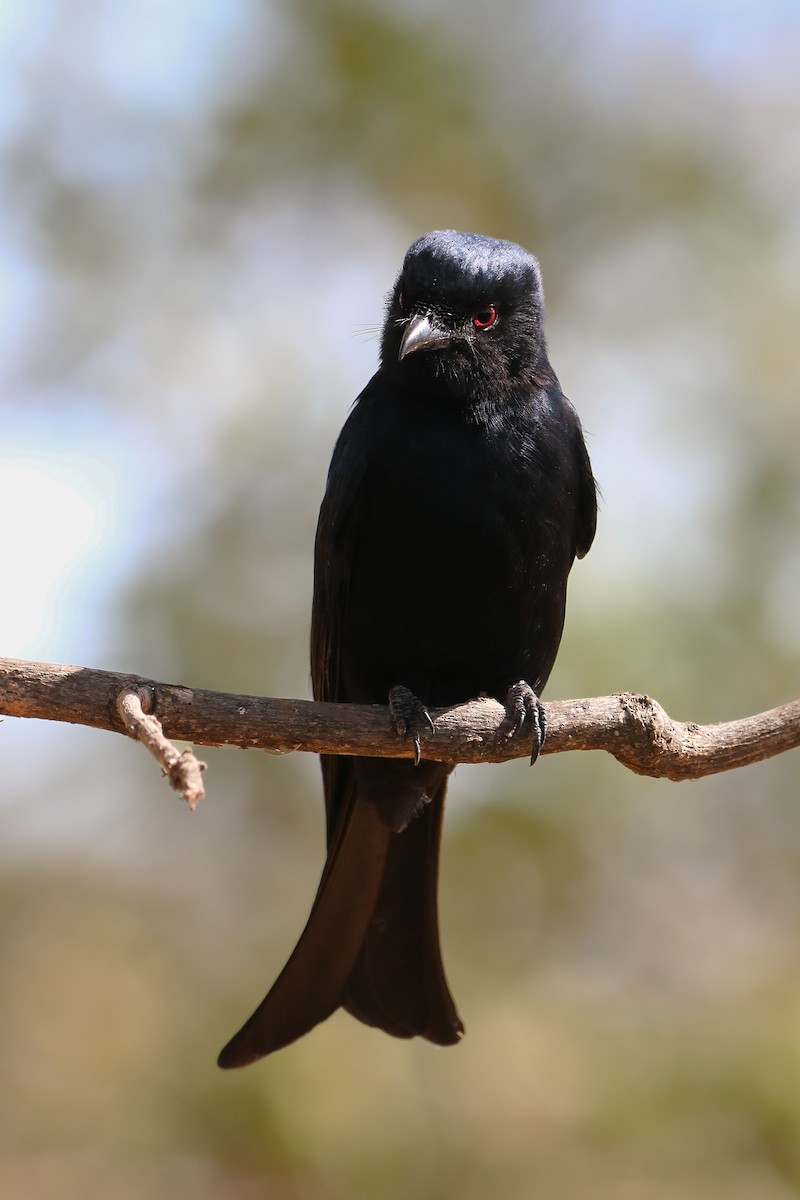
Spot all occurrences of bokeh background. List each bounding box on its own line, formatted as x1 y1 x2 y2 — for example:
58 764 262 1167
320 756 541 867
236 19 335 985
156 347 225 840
2 1 800 1196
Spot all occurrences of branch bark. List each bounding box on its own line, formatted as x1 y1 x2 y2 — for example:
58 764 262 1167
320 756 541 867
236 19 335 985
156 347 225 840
1 657 798 785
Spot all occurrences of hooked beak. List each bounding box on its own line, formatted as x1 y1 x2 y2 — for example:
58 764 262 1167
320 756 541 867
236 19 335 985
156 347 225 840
398 312 453 360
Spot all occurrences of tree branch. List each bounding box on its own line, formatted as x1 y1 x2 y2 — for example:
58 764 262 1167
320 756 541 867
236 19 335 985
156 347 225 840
1 658 798 790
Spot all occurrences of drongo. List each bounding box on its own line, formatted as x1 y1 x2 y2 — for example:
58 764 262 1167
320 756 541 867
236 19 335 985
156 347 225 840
218 230 597 1067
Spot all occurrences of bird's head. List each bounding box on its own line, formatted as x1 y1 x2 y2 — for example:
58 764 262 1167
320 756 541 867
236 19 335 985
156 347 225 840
380 230 550 399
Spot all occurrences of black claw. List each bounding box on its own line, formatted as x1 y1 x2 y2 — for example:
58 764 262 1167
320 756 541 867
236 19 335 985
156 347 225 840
388 684 434 767
504 681 546 765
504 682 528 738
529 700 547 765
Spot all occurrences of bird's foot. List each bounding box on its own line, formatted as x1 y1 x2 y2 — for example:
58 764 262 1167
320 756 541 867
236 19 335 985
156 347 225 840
388 684 435 767
504 681 547 765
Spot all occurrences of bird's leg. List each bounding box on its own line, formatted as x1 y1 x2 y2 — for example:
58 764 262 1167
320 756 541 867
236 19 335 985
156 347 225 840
504 681 547 765
388 684 435 767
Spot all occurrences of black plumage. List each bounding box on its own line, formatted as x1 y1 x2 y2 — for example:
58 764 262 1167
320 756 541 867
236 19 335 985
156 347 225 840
218 230 597 1067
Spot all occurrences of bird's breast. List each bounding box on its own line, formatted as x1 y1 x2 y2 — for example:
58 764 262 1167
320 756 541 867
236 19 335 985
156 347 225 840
338 402 569 705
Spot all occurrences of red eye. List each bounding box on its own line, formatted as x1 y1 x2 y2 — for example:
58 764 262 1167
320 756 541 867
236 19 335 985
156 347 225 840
472 305 497 329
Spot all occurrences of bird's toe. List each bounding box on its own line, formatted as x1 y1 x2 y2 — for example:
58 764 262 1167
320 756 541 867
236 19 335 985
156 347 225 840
504 681 547 764
388 684 435 767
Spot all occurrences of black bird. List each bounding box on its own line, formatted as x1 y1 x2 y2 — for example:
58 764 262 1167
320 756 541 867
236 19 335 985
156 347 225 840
218 230 597 1068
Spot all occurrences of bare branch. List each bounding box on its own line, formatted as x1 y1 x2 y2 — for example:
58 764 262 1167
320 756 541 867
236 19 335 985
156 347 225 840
0 657 798 784
116 686 206 809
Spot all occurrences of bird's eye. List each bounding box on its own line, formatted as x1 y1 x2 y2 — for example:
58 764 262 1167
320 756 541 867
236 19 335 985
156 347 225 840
398 290 406 311
472 305 497 329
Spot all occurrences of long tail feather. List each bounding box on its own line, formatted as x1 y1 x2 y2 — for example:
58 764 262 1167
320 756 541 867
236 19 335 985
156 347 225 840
344 780 463 1045
218 762 463 1067
217 797 391 1067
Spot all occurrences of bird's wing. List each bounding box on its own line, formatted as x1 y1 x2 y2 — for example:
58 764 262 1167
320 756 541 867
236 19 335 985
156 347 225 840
573 420 598 560
553 386 597 561
310 391 376 842
310 395 371 706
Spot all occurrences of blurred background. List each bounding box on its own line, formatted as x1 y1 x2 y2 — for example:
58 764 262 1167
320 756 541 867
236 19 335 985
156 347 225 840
2 1 800 1196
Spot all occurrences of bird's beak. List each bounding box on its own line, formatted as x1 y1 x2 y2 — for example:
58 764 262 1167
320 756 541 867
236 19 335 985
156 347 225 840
398 313 453 360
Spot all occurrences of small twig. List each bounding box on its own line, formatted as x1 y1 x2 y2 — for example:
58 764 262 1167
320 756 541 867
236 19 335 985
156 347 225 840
116 686 206 809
